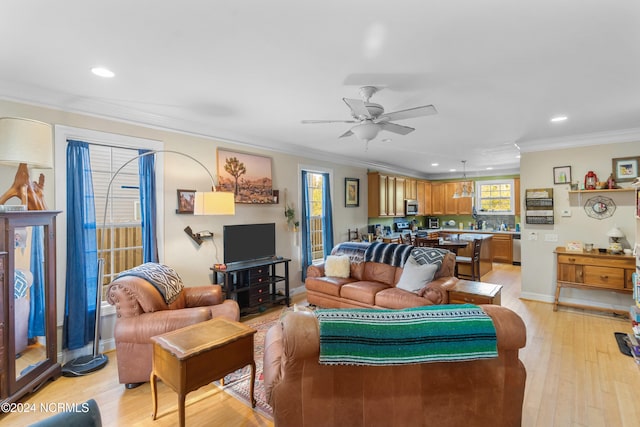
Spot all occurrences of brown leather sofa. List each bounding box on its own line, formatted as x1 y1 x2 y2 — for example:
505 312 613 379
106 276 239 387
306 243 458 309
264 306 527 427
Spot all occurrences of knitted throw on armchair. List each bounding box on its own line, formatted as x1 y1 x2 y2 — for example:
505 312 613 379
117 263 184 304
317 304 497 366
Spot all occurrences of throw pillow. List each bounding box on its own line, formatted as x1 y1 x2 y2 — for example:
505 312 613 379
395 256 439 293
324 255 351 278
411 247 448 270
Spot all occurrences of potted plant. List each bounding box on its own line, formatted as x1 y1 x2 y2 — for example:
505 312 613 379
285 204 298 231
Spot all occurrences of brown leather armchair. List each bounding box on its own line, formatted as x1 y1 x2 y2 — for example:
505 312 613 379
106 276 239 388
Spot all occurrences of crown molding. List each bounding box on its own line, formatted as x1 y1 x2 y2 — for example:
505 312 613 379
520 127 640 153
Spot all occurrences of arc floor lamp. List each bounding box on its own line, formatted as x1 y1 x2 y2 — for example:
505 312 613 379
62 149 235 376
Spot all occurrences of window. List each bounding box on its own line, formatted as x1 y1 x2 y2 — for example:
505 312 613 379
475 179 515 214
91 145 144 289
54 125 163 305
305 172 326 262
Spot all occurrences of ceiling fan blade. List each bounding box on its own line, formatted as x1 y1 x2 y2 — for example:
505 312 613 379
378 122 415 135
339 129 354 138
377 105 437 122
343 98 372 119
301 119 358 124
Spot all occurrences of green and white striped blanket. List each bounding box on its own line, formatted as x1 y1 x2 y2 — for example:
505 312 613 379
317 305 497 365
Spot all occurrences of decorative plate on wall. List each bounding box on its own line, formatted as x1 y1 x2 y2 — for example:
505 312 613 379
584 195 616 219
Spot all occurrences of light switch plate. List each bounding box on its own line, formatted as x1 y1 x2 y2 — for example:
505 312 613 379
544 234 558 242
528 231 538 241
561 209 571 217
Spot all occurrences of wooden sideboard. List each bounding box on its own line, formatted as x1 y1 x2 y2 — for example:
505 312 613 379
554 247 635 316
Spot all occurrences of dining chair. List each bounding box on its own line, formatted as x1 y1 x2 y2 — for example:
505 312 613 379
400 232 414 245
455 238 483 281
414 237 439 247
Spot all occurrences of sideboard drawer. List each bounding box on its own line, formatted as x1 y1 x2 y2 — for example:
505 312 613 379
583 266 625 289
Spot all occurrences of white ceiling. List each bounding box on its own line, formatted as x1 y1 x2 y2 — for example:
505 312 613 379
3 1 640 178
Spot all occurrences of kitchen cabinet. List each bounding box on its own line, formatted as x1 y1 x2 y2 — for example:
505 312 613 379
405 178 417 200
417 181 432 215
491 234 513 264
554 247 635 316
368 172 387 217
431 182 445 215
367 172 405 217
443 181 473 215
394 177 405 216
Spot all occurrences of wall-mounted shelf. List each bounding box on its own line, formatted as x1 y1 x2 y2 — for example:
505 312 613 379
568 188 635 194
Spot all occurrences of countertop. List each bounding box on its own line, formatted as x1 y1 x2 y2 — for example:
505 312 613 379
437 228 521 236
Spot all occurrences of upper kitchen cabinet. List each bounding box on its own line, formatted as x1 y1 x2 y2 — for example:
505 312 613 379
443 181 473 215
405 178 418 200
417 181 432 215
431 182 445 215
367 172 405 217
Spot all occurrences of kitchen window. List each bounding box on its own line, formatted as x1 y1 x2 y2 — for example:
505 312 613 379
475 179 515 215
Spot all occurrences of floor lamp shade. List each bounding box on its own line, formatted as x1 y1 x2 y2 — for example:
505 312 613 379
0 117 53 168
193 191 236 215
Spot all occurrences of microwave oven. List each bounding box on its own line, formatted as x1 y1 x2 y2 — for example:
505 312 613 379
404 199 418 215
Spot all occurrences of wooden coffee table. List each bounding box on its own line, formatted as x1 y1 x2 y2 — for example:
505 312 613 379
448 280 503 305
150 318 257 427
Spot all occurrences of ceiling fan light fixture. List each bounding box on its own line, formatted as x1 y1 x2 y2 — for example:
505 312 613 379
351 121 380 142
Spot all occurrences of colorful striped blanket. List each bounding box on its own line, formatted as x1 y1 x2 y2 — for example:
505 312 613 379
317 305 498 366
331 241 371 263
364 241 413 267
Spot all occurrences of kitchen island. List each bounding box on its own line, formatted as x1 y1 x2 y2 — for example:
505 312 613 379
439 232 494 277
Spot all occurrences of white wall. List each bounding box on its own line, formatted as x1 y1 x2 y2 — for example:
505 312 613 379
0 99 369 357
520 141 638 311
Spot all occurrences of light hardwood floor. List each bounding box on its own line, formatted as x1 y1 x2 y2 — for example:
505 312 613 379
4 264 640 426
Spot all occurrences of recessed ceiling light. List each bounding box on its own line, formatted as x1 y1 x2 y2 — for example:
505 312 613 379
550 115 567 122
91 67 115 78
486 167 493 170
516 154 521 159
449 169 456 172
431 163 439 167
381 138 392 143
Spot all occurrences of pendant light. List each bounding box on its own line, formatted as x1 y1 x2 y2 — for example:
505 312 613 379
452 160 473 198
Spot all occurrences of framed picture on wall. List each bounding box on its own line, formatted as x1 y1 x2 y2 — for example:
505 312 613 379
345 178 359 207
553 166 571 184
612 156 639 182
177 189 195 213
217 148 273 203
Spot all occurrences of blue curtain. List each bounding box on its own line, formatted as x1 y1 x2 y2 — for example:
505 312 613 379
139 150 158 263
28 226 45 338
300 171 312 281
321 172 334 256
63 140 99 350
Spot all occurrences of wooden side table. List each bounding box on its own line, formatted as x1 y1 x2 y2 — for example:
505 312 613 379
150 318 256 427
448 280 503 305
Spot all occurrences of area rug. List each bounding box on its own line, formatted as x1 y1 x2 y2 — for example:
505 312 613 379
215 308 283 419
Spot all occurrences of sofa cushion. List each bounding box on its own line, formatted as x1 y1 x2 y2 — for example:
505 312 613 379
362 262 398 286
395 256 439 293
324 255 351 278
306 276 356 297
340 281 390 305
411 247 449 270
375 287 437 309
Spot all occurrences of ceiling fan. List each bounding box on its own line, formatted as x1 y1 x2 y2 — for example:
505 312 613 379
301 86 437 146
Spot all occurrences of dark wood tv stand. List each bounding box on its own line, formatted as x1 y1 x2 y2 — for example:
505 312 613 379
211 257 290 316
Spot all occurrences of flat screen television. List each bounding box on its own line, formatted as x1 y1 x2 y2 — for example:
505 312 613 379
223 223 276 264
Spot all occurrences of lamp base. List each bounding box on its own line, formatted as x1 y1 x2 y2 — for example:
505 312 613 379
0 163 47 210
61 354 108 377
